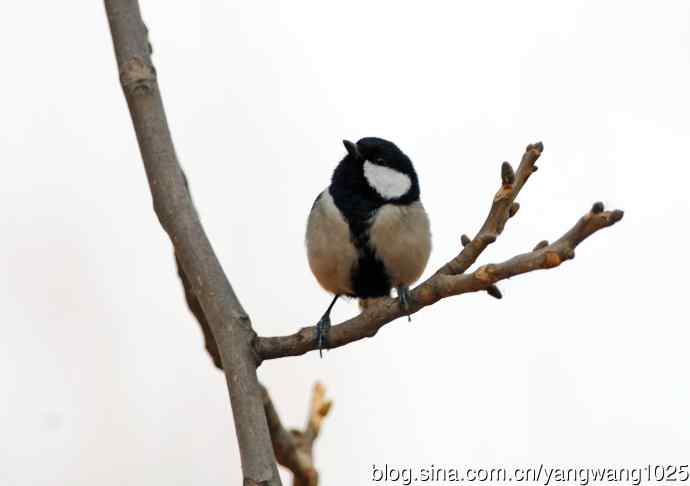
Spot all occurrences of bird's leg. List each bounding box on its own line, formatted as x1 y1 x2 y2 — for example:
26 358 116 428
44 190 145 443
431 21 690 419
316 294 339 358
397 285 412 322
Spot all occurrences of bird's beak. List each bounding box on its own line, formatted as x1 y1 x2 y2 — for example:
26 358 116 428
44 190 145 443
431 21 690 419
343 139 360 159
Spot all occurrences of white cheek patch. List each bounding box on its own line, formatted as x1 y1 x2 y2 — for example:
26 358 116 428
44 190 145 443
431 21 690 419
363 161 411 199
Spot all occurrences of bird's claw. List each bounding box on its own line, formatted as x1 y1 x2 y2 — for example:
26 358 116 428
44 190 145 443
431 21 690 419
398 286 412 322
316 314 331 358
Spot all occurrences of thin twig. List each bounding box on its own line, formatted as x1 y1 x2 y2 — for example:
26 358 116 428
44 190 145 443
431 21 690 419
256 144 623 360
438 142 543 276
262 383 333 486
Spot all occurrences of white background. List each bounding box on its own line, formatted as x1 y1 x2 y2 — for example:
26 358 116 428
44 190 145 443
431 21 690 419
1 1 689 484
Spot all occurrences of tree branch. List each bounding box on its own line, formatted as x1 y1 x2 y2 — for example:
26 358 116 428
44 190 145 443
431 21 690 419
176 254 223 369
177 227 332 485
104 2 623 481
438 142 543 276
103 2 281 484
256 144 624 360
262 384 333 486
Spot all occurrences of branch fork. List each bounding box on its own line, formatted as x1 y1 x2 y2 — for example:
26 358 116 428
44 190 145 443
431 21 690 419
263 383 333 486
104 2 623 483
255 142 623 360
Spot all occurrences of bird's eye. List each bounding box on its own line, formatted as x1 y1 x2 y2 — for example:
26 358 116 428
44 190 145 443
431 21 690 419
376 158 385 164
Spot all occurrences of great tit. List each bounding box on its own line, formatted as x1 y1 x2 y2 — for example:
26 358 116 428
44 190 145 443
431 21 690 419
305 137 432 355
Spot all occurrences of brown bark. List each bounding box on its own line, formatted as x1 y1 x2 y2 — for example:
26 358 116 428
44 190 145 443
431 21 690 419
174 181 332 484
262 383 332 486
103 1 281 484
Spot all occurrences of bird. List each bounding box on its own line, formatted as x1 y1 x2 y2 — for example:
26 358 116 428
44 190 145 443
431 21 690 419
305 137 432 356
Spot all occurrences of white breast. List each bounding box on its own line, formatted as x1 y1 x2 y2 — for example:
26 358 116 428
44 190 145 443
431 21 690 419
363 161 411 199
305 190 358 295
368 201 432 287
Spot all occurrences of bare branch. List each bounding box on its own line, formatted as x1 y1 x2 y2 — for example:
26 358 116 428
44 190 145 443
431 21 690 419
103 1 280 483
255 142 623 360
262 384 333 486
104 0 623 482
176 254 222 369
179 251 333 485
438 142 543 276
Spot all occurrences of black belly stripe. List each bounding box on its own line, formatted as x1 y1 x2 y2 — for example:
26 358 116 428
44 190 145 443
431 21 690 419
327 189 392 298
328 164 403 298
350 245 391 298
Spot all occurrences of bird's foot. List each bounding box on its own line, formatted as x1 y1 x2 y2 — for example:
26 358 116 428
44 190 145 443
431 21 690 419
398 286 412 322
316 313 331 358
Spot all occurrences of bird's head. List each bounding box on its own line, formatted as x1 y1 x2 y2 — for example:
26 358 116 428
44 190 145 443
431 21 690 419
341 137 419 201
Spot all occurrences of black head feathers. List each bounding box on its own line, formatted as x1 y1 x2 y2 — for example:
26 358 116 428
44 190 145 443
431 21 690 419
334 137 420 206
